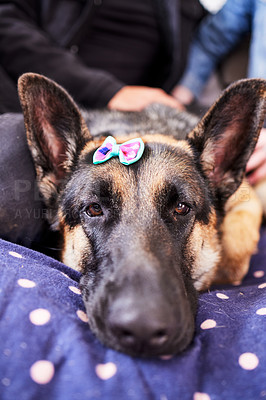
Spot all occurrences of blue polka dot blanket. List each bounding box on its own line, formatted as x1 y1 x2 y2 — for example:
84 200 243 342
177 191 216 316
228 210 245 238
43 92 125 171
0 230 266 400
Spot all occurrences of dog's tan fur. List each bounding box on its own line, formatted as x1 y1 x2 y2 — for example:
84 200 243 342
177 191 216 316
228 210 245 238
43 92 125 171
17 73 266 356
61 132 263 289
18 74 265 291
61 134 198 269
217 180 262 283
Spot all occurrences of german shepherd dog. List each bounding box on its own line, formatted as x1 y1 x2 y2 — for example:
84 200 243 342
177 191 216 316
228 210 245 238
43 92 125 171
18 74 266 357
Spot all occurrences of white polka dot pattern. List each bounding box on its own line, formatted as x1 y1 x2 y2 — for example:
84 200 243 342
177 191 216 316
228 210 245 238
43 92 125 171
3 233 266 399
9 251 23 259
1 378 11 387
256 308 266 315
216 293 229 300
29 309 51 326
253 270 265 278
238 353 259 370
95 362 117 380
30 360 55 384
193 392 211 400
76 310 89 323
17 279 36 288
200 319 217 330
258 282 266 289
69 286 81 295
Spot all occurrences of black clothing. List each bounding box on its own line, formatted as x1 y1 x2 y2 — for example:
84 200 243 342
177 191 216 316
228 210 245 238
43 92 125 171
0 0 205 247
0 0 205 111
82 0 162 86
0 113 47 246
0 66 21 113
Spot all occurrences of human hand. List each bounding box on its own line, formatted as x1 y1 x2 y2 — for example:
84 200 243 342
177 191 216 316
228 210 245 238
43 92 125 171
246 127 266 185
171 85 195 106
108 86 184 111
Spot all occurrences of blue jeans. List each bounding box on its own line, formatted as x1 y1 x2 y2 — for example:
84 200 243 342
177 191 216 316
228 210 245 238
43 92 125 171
249 0 266 78
180 0 266 97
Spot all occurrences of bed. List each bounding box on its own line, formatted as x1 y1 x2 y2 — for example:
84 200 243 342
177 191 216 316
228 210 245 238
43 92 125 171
0 227 266 400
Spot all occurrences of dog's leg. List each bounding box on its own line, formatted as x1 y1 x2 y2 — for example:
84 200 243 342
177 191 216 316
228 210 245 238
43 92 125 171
254 178 266 217
215 180 262 284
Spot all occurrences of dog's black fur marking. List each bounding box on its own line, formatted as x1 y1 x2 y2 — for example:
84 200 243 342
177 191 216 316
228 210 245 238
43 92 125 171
18 74 266 357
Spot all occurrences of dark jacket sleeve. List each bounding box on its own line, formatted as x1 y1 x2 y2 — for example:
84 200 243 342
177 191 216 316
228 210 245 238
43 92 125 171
0 1 124 108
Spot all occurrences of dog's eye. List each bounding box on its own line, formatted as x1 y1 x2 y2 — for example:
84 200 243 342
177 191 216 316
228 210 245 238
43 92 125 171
85 203 103 217
174 202 191 216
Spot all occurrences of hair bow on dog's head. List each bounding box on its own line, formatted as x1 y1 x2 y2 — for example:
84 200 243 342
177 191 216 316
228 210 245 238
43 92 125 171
93 136 145 166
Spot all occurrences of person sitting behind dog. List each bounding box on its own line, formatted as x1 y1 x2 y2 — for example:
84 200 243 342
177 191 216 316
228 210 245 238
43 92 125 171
172 0 266 185
0 0 207 248
0 0 206 114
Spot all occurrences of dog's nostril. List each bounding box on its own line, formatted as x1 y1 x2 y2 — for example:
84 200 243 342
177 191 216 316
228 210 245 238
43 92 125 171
111 322 170 350
107 298 176 353
150 329 169 347
120 329 136 346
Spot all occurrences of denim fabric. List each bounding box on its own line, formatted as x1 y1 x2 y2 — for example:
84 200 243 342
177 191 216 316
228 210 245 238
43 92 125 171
180 0 266 97
248 0 266 77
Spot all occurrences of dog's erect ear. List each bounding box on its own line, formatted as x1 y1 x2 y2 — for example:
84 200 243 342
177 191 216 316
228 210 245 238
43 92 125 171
188 79 266 203
18 73 91 224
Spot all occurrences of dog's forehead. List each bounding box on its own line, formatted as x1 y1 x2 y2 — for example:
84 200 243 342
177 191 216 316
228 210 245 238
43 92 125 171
77 133 202 202
81 133 192 153
81 133 193 170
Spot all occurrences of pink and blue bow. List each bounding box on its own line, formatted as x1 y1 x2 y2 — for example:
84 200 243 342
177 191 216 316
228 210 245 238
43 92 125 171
93 136 145 166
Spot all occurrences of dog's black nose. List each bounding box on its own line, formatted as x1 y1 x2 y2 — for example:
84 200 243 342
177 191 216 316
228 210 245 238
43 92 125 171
107 296 178 355
110 314 170 350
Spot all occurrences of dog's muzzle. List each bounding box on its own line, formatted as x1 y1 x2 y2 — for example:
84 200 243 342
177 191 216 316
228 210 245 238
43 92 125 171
81 265 197 357
106 289 194 356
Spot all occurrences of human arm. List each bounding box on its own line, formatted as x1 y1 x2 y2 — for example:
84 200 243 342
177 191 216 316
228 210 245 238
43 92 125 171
0 1 184 111
108 86 184 111
172 0 252 101
0 0 123 108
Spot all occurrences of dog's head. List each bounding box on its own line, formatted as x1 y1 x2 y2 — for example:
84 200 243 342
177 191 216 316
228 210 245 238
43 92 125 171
18 74 266 357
